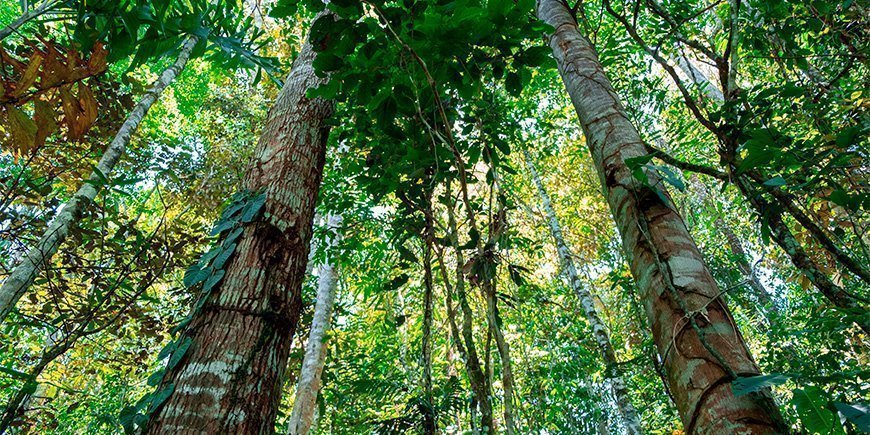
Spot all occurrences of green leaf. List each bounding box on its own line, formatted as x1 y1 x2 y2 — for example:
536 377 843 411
211 243 236 270
210 220 235 236
203 270 226 294
118 405 138 434
183 266 209 287
146 369 165 387
241 192 267 223
397 245 418 263
148 383 175 414
224 227 244 245
269 0 298 18
505 72 521 96
792 387 844 435
516 46 552 68
762 176 787 187
166 338 193 371
834 402 870 432
731 373 790 396
385 274 410 291
157 339 178 361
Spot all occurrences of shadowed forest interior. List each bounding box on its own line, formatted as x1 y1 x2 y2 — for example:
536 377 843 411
0 0 867 433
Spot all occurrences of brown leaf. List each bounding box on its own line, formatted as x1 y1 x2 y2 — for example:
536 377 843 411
88 42 108 73
59 85 83 138
5 106 37 158
34 99 58 147
12 53 44 98
77 83 98 130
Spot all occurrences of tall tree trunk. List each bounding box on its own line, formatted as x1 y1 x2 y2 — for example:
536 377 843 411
688 173 775 308
0 35 200 324
445 183 495 434
0 0 59 41
523 149 644 435
733 177 869 333
143 15 334 432
676 56 870 286
421 200 437 435
287 214 342 435
483 283 516 435
716 218 774 306
536 1 787 432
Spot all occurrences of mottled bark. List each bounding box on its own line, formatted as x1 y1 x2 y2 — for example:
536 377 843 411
144 15 334 433
523 149 643 435
0 0 58 41
287 214 342 435
536 0 787 432
0 35 199 325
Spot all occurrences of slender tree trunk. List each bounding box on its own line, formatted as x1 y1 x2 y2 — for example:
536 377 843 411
421 202 437 435
445 184 495 434
287 214 342 435
523 149 643 435
716 218 774 305
733 177 869 333
483 283 516 435
0 0 58 41
673 53 724 102
666 56 867 314
536 1 787 432
0 35 200 324
676 56 869 285
688 174 775 308
144 15 334 432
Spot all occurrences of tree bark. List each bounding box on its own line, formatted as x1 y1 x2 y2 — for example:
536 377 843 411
523 149 644 435
287 214 342 435
0 35 200 325
144 15 334 433
536 0 787 432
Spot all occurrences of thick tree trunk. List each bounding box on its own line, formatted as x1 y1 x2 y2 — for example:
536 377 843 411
0 35 199 324
523 149 643 435
144 16 334 433
536 0 787 432
287 214 342 435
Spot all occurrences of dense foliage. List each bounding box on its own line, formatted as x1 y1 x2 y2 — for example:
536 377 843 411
0 0 866 433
